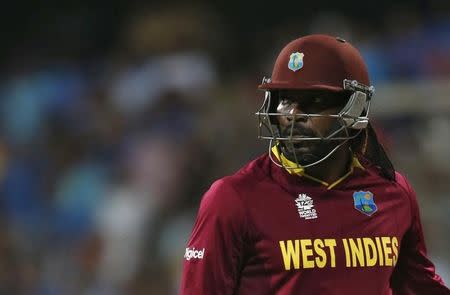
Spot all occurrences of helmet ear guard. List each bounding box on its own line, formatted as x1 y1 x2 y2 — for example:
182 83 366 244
256 88 281 140
339 79 374 130
339 90 369 129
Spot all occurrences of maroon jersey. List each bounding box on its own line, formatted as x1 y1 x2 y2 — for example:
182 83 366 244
181 153 449 294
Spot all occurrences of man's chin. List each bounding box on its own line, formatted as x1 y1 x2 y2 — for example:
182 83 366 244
279 146 320 166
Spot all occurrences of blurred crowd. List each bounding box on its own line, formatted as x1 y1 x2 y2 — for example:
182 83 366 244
0 3 450 294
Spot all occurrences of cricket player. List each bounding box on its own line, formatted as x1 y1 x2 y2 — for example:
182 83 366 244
181 34 450 294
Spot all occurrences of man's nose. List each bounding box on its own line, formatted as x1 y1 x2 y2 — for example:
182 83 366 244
281 103 307 123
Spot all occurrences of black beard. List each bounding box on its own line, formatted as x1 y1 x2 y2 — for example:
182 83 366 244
277 124 340 166
278 140 335 166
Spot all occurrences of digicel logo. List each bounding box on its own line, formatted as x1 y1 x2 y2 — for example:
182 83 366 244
184 247 205 261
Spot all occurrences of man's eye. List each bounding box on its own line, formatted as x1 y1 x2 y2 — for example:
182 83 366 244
277 100 295 113
312 97 322 104
280 99 293 105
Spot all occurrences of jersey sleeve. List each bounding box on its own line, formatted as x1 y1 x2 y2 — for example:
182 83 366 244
180 179 249 295
390 173 450 294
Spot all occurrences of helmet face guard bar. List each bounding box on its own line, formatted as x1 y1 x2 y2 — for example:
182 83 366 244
256 112 366 141
256 79 374 169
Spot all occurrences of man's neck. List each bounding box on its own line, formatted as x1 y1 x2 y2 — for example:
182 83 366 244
303 144 352 184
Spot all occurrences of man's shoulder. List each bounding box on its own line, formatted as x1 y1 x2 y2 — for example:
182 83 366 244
362 161 416 203
356 155 414 193
393 171 414 195
204 153 271 201
351 157 416 205
197 154 271 220
224 152 271 188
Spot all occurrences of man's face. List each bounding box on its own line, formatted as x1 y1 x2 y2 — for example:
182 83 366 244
276 90 348 165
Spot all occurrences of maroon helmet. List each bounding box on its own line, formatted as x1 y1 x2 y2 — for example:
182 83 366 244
258 34 371 92
256 34 394 178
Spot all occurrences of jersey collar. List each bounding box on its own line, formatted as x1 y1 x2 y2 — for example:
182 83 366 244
271 145 364 190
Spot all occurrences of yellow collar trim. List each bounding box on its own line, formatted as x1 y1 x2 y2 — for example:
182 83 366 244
271 146 365 190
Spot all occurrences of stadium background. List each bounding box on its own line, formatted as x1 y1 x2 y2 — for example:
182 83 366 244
0 1 449 294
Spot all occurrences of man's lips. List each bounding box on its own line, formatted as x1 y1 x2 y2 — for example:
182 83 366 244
281 129 317 139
